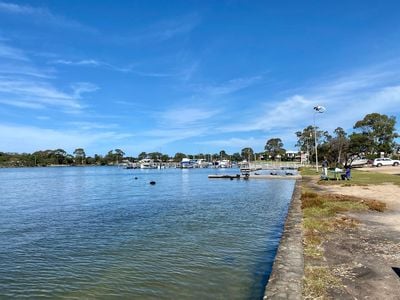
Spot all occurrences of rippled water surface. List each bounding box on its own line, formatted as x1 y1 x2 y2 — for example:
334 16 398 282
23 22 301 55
0 167 295 299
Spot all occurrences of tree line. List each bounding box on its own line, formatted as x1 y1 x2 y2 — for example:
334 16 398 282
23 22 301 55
0 147 262 167
264 113 399 165
1 113 398 167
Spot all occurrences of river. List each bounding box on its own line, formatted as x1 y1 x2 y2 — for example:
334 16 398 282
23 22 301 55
0 167 295 299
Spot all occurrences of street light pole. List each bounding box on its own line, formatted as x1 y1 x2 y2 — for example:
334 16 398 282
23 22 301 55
313 105 326 172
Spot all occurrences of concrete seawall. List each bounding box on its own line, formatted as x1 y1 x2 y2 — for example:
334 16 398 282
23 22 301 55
263 179 303 299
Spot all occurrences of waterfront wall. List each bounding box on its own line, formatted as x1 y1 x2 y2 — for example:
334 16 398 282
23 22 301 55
263 179 303 299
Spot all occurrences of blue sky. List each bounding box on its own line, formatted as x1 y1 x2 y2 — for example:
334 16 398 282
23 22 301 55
0 0 399 156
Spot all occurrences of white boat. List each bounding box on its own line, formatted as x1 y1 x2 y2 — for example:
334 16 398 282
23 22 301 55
348 157 368 167
139 158 158 169
218 159 231 168
181 158 194 168
195 159 210 168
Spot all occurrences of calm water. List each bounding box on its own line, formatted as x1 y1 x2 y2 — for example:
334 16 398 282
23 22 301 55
0 167 295 299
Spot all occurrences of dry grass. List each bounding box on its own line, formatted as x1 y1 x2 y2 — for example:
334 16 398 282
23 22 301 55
301 188 386 298
363 199 386 212
303 266 341 299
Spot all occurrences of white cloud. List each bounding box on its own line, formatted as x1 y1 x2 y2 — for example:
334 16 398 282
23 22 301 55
0 62 54 78
67 121 118 130
197 137 266 150
0 43 29 61
114 13 201 44
158 107 220 127
51 58 179 77
217 64 400 138
52 59 101 66
193 76 262 96
0 123 134 154
0 41 99 112
71 82 99 98
0 77 84 110
0 1 96 33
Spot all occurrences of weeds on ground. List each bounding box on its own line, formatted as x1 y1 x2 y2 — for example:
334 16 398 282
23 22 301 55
303 266 341 299
302 190 385 298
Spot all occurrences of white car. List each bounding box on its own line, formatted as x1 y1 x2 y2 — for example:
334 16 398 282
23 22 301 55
372 158 400 167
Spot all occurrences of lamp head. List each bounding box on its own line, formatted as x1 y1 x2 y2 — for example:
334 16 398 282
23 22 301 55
313 105 326 113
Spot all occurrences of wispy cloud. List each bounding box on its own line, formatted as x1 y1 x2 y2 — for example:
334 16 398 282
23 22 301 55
158 107 220 128
125 106 219 152
71 82 99 98
51 58 178 77
151 14 201 41
196 137 266 150
0 61 54 78
112 13 201 45
0 77 82 110
192 76 262 96
67 121 118 130
0 42 29 61
52 59 101 67
51 58 135 73
0 123 132 154
215 61 400 147
0 41 98 112
0 1 96 33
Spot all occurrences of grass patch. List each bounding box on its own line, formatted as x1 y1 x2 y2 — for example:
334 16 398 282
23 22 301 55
299 167 321 176
301 167 400 186
301 180 387 298
301 169 388 298
302 196 367 259
303 266 341 299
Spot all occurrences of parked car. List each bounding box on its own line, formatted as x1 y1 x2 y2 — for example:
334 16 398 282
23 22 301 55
372 158 400 167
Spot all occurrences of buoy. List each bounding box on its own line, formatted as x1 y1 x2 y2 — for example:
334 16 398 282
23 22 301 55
150 181 156 185
134 177 138 180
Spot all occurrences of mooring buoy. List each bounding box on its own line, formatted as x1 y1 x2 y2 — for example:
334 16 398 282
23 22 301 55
150 181 156 185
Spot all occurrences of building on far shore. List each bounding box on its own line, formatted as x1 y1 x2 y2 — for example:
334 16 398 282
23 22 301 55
286 150 301 161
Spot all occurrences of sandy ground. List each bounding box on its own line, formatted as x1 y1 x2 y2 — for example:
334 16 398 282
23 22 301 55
312 167 400 299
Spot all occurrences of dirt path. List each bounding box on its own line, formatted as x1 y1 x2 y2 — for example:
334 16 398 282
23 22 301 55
316 183 400 299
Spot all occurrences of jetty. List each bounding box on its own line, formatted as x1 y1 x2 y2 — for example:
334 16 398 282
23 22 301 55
208 174 241 179
208 161 302 180
208 174 301 180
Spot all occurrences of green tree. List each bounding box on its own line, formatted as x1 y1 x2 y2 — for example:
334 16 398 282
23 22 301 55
161 154 170 162
211 153 219 160
264 138 286 160
94 154 104 165
231 152 242 162
219 150 228 160
241 147 254 161
105 150 116 164
73 148 86 165
352 113 398 154
148 152 162 160
115 149 125 164
174 152 187 162
295 125 327 163
138 152 147 160
329 127 349 164
196 153 205 159
54 149 67 165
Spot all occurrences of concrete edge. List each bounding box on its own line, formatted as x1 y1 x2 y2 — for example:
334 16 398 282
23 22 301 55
263 179 304 300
